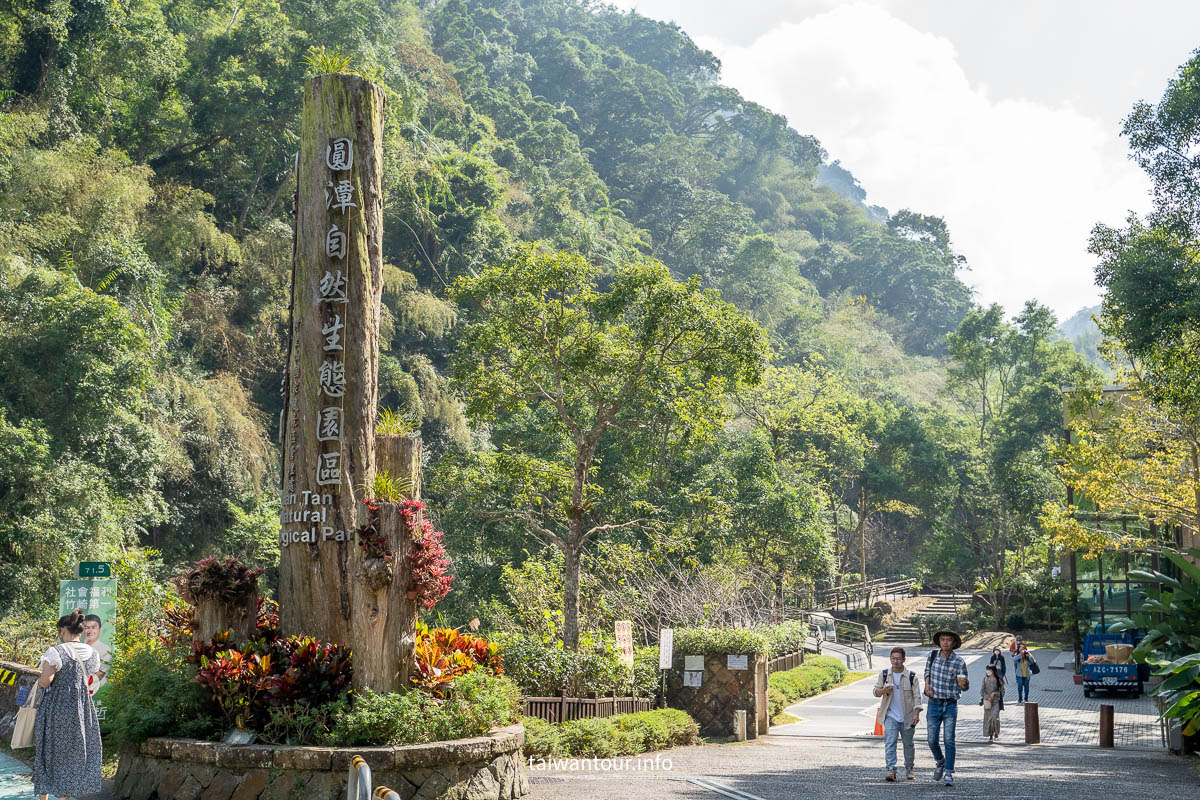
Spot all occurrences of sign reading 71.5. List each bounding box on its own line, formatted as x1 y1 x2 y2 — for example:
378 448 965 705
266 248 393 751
78 562 111 578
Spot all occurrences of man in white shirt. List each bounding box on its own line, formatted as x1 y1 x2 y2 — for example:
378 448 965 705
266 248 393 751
872 646 923 781
82 615 111 695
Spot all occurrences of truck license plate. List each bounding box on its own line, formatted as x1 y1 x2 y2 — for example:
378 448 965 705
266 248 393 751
1103 677 1117 685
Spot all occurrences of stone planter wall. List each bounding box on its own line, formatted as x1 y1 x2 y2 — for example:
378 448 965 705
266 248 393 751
113 724 529 800
665 653 767 739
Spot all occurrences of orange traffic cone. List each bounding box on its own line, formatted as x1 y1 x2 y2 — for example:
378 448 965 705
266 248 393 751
872 707 884 736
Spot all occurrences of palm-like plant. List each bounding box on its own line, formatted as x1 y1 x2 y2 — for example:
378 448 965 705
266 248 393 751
1111 548 1200 734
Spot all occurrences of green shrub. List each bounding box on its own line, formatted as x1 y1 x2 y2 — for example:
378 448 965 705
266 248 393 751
672 621 808 661
441 669 521 737
105 642 220 746
767 686 788 719
559 716 623 758
761 620 808 658
0 608 54 665
1004 612 1028 630
672 626 769 656
521 715 562 760
327 672 520 747
766 656 850 721
494 634 656 697
262 697 348 745
527 709 699 759
329 689 444 747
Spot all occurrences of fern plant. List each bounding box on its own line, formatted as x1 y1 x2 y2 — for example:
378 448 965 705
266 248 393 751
376 408 419 436
302 46 353 76
361 470 413 503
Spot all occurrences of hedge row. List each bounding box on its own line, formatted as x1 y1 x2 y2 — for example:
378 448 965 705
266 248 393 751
672 620 809 659
766 655 848 720
494 634 660 697
522 709 700 759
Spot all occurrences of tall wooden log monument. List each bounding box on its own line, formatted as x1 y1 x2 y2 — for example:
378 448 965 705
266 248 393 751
278 72 420 691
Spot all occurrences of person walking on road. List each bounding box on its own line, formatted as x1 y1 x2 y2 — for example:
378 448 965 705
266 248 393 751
1013 643 1038 703
872 646 923 782
981 664 1005 742
988 647 1007 683
924 630 969 787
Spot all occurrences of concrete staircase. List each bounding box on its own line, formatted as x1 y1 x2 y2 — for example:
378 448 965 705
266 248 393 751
879 594 971 642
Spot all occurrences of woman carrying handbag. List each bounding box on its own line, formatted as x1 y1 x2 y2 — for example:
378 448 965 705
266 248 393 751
31 608 103 800
10 680 40 749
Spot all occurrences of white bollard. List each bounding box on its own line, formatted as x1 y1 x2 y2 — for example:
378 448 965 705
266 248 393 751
734 710 748 741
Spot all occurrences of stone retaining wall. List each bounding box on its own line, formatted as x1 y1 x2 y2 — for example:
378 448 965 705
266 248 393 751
0 659 40 742
666 653 767 739
113 724 528 800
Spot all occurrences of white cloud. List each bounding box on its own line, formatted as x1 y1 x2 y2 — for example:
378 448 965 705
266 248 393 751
690 2 1150 317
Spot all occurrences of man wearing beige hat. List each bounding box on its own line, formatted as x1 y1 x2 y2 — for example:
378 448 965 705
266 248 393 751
924 630 969 787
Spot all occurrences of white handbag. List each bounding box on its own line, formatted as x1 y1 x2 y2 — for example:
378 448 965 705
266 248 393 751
10 682 40 749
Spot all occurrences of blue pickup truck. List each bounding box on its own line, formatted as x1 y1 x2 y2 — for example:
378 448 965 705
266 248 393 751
1081 632 1147 697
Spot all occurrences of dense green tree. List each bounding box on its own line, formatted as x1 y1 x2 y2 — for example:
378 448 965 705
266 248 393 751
448 246 768 647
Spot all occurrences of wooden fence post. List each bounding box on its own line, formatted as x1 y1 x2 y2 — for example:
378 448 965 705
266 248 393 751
1024 702 1041 745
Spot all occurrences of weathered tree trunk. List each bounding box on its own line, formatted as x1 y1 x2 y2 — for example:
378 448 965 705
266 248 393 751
376 433 421 501
278 74 385 645
351 434 422 692
193 594 257 644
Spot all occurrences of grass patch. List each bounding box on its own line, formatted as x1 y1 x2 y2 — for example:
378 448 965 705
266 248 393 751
772 712 801 725
767 655 849 724
839 671 874 686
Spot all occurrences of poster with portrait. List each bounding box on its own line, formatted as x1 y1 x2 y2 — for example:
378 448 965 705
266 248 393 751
58 578 117 716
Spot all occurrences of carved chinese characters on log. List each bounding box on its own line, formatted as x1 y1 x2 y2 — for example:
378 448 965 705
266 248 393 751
277 75 384 645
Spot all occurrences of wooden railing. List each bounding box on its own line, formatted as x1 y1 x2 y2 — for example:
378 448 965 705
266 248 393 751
813 576 915 610
767 650 805 674
522 693 653 724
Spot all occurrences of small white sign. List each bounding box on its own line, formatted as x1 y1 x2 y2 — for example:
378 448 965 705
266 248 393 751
683 670 703 687
659 628 673 670
684 655 704 671
727 654 748 671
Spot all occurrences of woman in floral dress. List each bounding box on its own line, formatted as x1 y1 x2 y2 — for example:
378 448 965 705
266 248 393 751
33 608 102 800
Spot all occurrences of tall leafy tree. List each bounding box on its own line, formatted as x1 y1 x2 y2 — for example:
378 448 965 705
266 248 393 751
449 245 767 647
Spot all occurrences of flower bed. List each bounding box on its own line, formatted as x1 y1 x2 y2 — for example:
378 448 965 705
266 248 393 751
113 725 528 800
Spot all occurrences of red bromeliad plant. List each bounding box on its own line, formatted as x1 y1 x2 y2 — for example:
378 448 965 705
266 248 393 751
400 500 453 608
411 620 502 695
176 556 264 604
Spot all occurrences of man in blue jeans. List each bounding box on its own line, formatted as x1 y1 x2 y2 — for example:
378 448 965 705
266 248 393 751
924 630 969 787
1013 642 1037 702
872 646 923 781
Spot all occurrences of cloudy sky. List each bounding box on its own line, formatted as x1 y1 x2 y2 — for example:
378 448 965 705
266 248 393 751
609 0 1200 319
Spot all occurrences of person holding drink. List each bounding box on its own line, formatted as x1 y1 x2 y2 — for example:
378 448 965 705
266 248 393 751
923 629 969 786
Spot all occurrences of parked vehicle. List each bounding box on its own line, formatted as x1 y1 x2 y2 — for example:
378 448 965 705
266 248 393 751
1080 632 1147 697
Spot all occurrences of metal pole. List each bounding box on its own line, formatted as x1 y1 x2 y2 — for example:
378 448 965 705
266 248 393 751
347 756 372 800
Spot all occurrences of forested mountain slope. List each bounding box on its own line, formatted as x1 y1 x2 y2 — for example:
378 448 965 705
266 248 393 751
0 0 1090 628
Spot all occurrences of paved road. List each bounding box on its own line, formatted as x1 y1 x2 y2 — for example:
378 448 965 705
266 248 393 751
0 750 32 800
528 735 1198 799
777 644 1161 749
